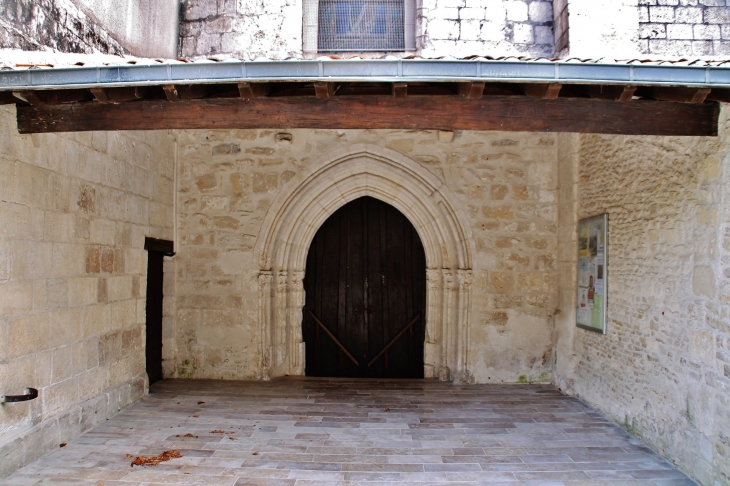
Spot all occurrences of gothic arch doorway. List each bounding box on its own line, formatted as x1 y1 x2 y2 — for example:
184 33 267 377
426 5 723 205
255 145 474 382
303 196 426 378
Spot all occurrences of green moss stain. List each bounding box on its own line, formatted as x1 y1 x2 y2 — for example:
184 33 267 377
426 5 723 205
517 372 550 384
178 359 196 378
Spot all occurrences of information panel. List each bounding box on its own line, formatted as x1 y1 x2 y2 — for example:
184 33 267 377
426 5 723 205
576 214 608 334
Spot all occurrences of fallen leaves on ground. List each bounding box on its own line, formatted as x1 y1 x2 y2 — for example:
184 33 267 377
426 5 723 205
59 443 67 447
130 450 182 467
211 430 226 434
183 433 198 438
197 401 205 404
126 454 134 458
385 408 391 412
252 451 258 455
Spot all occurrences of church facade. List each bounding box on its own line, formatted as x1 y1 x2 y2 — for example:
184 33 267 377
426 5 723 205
1 1 729 484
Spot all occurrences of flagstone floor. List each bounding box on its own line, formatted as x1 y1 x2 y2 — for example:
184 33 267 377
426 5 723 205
3 379 696 486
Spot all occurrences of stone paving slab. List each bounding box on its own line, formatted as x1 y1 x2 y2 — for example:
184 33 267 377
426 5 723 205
2 379 697 486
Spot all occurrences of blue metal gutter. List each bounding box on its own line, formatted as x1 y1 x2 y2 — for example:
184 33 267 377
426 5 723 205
1 59 730 90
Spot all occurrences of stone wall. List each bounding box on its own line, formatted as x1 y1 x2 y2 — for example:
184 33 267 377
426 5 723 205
420 0 555 58
172 128 559 383
71 0 179 58
179 0 555 59
0 105 175 477
555 110 730 485
0 0 126 55
639 0 730 57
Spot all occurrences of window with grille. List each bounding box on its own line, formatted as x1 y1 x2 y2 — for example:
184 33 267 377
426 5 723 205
303 0 416 53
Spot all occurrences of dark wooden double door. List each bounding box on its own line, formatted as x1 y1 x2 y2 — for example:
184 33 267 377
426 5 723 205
303 197 426 378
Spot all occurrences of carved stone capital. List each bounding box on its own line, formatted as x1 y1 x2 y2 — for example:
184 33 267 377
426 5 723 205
457 269 473 290
258 271 273 288
426 268 442 289
276 272 288 291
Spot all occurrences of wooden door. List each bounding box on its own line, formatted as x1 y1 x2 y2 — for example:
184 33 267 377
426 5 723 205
303 196 426 378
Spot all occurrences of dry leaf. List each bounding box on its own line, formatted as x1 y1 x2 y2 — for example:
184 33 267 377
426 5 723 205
131 450 182 467
252 451 258 455
385 408 390 412
192 415 199 418
229 437 237 441
197 401 205 405
59 443 67 448
126 454 134 458
211 430 226 434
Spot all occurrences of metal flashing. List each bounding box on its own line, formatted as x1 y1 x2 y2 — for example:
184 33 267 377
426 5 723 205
2 59 730 90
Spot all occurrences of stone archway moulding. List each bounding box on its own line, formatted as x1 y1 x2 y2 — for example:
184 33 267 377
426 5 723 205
254 144 474 382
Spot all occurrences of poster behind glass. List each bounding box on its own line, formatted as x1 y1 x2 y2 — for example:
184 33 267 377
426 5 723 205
577 214 607 333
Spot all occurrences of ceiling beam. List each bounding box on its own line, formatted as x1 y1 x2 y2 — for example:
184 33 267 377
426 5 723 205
392 82 407 98
523 83 563 99
587 85 636 102
91 87 150 103
238 82 269 100
641 87 712 103
163 84 208 101
15 96 718 137
314 82 336 99
458 82 486 99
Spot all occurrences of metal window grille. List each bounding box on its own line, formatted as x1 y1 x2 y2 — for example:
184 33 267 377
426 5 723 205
311 0 406 52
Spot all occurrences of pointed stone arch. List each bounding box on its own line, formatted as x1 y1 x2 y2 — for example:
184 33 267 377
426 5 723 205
255 144 474 382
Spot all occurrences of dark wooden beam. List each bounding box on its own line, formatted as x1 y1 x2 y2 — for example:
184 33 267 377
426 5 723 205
523 83 563 99
14 91 52 105
16 96 718 137
91 86 150 103
706 88 730 103
640 87 712 103
458 82 486 99
587 85 636 102
314 82 336 99
0 91 17 105
392 83 407 98
162 84 180 101
238 82 269 100
163 85 206 101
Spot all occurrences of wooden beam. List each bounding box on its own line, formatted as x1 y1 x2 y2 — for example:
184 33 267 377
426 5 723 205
16 96 718 137
641 87 712 103
458 82 486 99
162 84 179 101
706 88 730 103
91 87 150 103
392 82 407 98
314 82 336 99
238 82 269 100
162 84 210 101
587 85 636 102
13 91 52 105
523 83 562 99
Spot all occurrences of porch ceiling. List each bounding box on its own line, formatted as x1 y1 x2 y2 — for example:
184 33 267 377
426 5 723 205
0 59 726 136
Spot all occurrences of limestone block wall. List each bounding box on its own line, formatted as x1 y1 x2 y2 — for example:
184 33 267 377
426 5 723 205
639 0 730 57
178 0 555 59
0 105 175 477
172 129 559 383
420 0 555 58
556 110 730 485
0 0 126 55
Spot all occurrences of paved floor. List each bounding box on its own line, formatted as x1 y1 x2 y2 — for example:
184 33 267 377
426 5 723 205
4 379 696 486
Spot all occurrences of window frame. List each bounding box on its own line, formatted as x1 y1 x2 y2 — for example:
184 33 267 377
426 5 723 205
303 0 416 54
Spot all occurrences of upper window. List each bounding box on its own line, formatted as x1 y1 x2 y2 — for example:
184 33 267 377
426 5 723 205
303 0 415 53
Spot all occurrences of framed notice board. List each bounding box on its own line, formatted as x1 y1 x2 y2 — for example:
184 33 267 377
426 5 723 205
577 214 608 334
